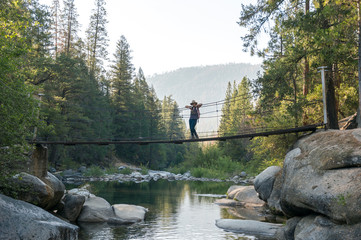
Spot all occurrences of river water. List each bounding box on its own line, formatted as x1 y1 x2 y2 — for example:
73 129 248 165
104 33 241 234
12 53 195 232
73 180 257 240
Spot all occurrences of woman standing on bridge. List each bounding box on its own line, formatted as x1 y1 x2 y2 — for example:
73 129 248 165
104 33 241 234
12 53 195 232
185 100 202 139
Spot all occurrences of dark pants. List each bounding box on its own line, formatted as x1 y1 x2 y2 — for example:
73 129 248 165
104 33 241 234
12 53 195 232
189 119 199 139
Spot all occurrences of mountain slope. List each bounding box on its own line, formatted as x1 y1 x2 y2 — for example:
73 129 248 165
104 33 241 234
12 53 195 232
146 63 262 133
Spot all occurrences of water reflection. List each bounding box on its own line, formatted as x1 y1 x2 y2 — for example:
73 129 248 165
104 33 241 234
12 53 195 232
75 180 256 240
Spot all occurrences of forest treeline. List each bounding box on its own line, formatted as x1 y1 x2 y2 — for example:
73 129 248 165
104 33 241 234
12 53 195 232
1 0 360 182
0 0 187 177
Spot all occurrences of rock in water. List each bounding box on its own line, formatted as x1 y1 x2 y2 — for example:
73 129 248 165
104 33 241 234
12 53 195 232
77 196 115 222
216 219 282 239
254 166 281 201
58 194 86 222
227 185 265 206
112 204 148 223
0 193 78 240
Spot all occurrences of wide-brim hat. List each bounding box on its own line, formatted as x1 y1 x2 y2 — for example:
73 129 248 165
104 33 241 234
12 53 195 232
190 100 197 105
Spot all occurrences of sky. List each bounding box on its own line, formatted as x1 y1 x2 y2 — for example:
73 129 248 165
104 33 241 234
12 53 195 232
39 0 265 76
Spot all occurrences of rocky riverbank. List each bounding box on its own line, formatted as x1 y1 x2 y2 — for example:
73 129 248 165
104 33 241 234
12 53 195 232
0 172 149 240
216 129 361 240
0 164 253 239
59 168 252 185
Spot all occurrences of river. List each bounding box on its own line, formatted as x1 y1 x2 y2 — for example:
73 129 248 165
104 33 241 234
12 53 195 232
71 180 257 240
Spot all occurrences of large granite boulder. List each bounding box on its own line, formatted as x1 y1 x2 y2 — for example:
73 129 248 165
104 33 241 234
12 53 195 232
254 166 281 202
266 170 283 215
276 215 361 240
294 215 361 240
10 172 65 210
77 196 115 222
41 172 65 209
280 129 361 224
0 193 78 240
58 194 86 222
12 172 54 209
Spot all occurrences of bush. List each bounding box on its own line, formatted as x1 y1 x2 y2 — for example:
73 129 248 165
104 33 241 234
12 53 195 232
191 167 225 179
169 145 249 179
140 165 148 175
84 166 104 177
105 166 119 174
119 167 132 175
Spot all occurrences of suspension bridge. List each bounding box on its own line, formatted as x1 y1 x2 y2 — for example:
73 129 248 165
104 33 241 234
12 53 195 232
32 123 324 145
31 92 326 145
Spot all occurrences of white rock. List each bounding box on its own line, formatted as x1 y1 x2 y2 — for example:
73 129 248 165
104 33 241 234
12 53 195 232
113 204 148 223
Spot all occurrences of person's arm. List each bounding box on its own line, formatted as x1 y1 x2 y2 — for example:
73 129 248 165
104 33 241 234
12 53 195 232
185 105 191 109
197 103 202 108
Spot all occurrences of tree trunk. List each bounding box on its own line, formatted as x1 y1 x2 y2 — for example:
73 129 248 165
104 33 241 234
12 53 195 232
357 0 361 127
326 71 339 129
302 0 310 125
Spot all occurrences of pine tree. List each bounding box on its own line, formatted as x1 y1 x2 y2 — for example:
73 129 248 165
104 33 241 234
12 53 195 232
60 0 79 54
0 0 47 188
239 0 358 129
85 0 108 77
219 81 232 136
110 35 135 160
50 0 61 58
218 78 253 163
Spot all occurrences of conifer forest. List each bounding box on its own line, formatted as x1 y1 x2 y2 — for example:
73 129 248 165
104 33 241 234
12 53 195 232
1 0 361 182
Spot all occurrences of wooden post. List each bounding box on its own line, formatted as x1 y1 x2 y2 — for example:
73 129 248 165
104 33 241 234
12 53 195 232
30 144 48 178
319 66 328 126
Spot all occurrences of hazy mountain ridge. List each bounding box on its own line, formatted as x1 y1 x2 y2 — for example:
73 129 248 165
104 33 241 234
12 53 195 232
146 63 262 133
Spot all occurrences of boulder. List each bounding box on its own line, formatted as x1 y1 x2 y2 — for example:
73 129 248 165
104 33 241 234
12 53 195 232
12 172 54 209
294 215 361 240
280 129 361 224
266 170 283 215
77 196 115 222
215 219 282 239
240 171 247 178
227 185 264 206
0 193 78 240
275 217 302 240
58 194 86 222
67 188 94 198
254 166 281 201
11 172 65 210
41 172 65 210
112 204 148 223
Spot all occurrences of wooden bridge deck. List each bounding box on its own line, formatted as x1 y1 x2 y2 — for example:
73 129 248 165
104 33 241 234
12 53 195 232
32 123 324 145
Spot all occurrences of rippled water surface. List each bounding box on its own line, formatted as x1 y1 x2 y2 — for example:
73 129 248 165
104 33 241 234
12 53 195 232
74 180 256 240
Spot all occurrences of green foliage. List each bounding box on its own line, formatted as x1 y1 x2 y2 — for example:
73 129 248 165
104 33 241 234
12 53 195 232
191 167 223 179
62 157 81 170
218 77 254 163
172 144 248 179
0 0 47 188
104 166 119 175
84 166 104 177
119 168 132 175
3 0 360 186
336 193 351 207
140 165 149 175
